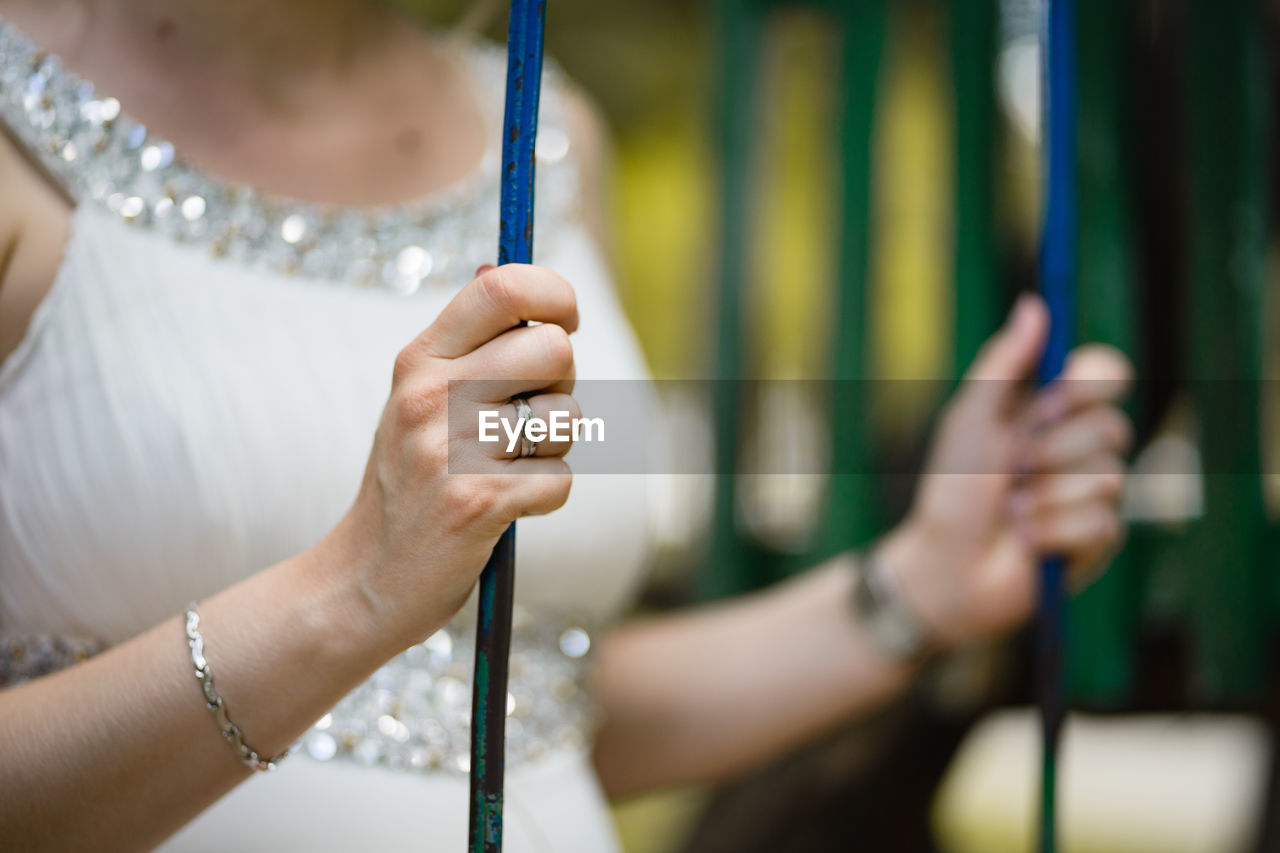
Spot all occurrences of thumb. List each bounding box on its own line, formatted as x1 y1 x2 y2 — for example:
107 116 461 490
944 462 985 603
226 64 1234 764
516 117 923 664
964 293 1048 384
955 293 1048 419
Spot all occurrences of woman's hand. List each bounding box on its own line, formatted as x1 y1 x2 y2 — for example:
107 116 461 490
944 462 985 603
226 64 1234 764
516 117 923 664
323 264 581 649
880 294 1133 650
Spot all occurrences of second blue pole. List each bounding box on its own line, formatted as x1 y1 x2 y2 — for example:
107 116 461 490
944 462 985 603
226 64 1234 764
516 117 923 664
1037 0 1076 850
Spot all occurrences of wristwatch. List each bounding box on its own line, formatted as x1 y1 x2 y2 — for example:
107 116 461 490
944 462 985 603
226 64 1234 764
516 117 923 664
850 548 935 663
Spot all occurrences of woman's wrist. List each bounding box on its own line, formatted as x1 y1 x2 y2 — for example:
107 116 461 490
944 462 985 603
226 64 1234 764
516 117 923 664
296 520 419 663
871 521 967 653
847 547 939 663
303 511 470 659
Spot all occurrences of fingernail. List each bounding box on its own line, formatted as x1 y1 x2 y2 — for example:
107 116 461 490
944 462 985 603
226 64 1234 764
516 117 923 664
475 263 495 277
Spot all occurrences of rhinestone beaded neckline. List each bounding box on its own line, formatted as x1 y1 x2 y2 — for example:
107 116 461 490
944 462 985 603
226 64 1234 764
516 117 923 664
0 18 579 293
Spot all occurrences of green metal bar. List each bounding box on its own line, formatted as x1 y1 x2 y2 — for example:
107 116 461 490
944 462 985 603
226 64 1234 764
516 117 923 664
1064 0 1142 706
819 0 887 560
1184 0 1270 699
704 0 768 599
948 0 1002 372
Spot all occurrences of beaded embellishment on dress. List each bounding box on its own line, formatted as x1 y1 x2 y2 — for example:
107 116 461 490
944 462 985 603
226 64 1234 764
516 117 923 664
0 634 105 686
0 609 599 776
0 18 580 293
302 606 599 774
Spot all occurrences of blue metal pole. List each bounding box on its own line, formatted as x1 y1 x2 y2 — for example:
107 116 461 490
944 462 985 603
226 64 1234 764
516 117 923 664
1037 0 1076 850
468 2 546 850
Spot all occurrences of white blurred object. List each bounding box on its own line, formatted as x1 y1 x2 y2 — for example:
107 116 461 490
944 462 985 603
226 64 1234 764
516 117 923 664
738 382 829 550
1125 432 1206 523
1123 400 1204 524
647 387 715 558
998 0 1043 144
934 709 1269 853
999 37 1041 145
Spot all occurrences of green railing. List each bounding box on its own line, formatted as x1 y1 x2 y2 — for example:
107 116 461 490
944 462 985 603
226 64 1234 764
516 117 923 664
704 0 1273 704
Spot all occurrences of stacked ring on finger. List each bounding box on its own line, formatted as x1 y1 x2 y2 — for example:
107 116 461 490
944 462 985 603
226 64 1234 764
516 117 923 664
514 398 537 458
486 392 580 460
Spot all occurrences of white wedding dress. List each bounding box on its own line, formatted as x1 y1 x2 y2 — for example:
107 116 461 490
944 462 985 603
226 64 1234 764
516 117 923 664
0 19 654 851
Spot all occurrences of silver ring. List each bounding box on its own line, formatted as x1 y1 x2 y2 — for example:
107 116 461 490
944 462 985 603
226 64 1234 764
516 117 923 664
514 398 537 458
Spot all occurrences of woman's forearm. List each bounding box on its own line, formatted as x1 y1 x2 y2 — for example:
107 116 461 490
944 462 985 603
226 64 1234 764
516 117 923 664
591 554 917 799
0 537 398 852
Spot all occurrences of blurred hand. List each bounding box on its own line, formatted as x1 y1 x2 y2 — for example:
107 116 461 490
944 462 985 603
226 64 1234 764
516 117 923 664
323 264 580 648
879 294 1132 649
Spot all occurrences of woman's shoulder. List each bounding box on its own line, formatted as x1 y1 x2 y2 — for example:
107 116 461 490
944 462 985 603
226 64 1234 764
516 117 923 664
0 122 73 368
455 34 608 163
455 36 612 251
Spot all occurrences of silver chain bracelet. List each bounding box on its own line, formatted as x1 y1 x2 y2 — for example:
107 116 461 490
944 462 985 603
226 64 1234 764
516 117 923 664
184 603 288 772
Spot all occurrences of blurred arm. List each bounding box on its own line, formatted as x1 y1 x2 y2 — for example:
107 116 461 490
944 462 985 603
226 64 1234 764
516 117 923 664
592 301 1131 798
591 549 918 799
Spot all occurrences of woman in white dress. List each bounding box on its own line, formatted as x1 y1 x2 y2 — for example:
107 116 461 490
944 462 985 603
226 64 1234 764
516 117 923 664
0 1 1132 850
